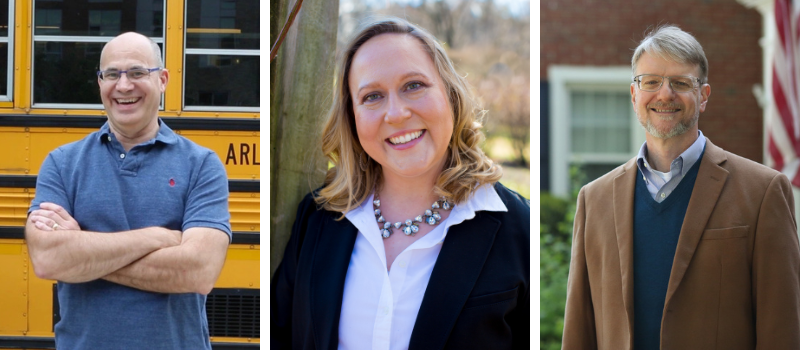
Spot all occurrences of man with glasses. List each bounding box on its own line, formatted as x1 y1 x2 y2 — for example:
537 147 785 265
562 25 800 349
24 32 231 349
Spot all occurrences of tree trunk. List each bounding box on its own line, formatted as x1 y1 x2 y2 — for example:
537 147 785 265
270 0 339 277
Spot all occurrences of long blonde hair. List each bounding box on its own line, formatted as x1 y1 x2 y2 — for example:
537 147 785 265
315 17 502 215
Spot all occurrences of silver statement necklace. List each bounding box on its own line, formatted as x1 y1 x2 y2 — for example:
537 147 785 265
373 194 453 238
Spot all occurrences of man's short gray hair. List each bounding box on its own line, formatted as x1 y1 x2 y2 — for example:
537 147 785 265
632 25 708 84
149 38 163 67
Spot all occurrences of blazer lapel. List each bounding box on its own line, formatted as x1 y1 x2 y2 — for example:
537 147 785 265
663 140 729 307
310 213 359 350
407 211 501 350
613 158 638 345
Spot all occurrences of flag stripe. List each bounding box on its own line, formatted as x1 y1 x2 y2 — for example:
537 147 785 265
770 130 785 171
773 68 798 146
768 0 800 182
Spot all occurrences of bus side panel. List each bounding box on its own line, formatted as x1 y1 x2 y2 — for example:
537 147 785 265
0 188 31 226
0 189 258 236
230 192 259 232
0 239 27 333
175 130 260 180
25 246 55 338
216 245 259 289
0 127 30 175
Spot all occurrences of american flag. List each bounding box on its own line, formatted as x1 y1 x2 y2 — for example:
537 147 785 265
769 0 800 186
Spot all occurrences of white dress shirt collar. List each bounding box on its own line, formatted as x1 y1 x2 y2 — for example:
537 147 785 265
345 183 508 243
338 183 507 350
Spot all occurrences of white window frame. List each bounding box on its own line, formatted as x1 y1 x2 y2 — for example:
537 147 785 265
548 65 645 197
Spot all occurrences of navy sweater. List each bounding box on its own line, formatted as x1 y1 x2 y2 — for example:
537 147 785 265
632 156 702 350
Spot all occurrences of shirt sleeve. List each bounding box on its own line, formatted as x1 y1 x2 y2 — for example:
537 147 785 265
29 149 72 215
181 150 232 240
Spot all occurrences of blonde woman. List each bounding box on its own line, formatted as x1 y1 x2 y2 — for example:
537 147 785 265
271 17 530 350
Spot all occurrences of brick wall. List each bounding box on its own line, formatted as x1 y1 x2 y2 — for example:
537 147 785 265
541 0 764 162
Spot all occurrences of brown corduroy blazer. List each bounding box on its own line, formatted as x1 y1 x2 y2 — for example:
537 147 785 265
561 139 800 350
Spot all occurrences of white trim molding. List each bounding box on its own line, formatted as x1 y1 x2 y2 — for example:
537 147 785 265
547 65 643 197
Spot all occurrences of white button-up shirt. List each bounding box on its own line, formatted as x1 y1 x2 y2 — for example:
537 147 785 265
338 184 507 350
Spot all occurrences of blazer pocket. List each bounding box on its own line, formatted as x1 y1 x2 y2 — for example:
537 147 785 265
464 286 519 309
701 226 749 240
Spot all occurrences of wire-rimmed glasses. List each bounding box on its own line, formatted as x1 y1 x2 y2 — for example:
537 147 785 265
97 67 162 82
633 74 701 93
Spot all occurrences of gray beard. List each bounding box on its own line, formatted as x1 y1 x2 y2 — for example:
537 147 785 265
639 114 698 139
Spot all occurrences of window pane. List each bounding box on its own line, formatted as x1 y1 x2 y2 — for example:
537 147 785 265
35 9 62 35
570 90 631 153
186 0 258 50
0 44 7 96
184 54 258 108
0 0 9 37
88 10 121 36
34 0 163 37
33 42 103 104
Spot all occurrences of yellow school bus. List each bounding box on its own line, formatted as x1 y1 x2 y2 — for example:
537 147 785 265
0 0 259 348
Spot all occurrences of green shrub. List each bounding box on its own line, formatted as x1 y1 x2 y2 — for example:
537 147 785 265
540 191 576 350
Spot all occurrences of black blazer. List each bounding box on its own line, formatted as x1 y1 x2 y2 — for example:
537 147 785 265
271 182 530 350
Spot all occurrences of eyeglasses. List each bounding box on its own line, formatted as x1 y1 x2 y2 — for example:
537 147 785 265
97 67 161 82
633 74 701 93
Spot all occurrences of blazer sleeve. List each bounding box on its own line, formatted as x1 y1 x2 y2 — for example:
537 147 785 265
753 173 800 349
270 193 317 350
561 187 598 349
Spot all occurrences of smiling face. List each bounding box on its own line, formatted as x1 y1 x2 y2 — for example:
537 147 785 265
98 33 168 138
348 33 454 182
631 52 710 141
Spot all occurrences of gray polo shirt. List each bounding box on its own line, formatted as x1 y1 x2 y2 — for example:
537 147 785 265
29 120 231 349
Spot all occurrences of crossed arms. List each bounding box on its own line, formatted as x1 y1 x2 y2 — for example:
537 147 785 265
25 202 230 295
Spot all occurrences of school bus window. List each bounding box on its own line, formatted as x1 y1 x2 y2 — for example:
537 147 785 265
33 0 163 37
34 42 103 105
0 42 8 98
184 54 258 108
32 0 164 107
0 0 10 101
184 0 258 111
185 0 258 50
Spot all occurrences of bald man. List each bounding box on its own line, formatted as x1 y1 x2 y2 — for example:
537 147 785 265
25 32 231 349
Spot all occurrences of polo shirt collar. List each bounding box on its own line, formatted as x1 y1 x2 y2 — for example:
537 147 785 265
98 118 178 145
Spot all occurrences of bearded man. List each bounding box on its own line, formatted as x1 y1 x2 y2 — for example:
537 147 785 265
561 25 800 350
